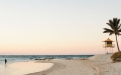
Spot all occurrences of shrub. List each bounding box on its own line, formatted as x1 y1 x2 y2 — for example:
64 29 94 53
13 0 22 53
111 51 121 62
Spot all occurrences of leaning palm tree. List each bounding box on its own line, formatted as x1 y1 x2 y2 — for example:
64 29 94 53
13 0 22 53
103 18 121 52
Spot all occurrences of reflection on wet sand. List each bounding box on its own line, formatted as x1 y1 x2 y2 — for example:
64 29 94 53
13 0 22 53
0 61 53 75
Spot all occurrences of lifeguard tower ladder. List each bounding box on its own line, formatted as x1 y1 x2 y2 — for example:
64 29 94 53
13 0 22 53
103 38 115 54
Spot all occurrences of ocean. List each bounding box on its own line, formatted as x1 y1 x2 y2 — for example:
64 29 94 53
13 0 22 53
0 55 94 63
0 55 94 75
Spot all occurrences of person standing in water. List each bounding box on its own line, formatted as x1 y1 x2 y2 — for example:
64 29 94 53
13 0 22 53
5 59 7 64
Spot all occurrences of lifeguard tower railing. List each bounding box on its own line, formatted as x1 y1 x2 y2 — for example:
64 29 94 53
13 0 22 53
103 44 115 48
103 44 115 54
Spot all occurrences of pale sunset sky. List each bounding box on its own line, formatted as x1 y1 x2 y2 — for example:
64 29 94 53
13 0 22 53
0 0 121 55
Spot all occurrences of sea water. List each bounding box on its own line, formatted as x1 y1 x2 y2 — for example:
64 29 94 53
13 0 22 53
0 55 94 63
0 55 93 75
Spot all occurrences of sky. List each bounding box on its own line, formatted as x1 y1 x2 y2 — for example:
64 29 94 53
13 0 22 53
0 0 121 55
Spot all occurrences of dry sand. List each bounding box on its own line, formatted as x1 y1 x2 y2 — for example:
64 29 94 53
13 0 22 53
27 54 121 75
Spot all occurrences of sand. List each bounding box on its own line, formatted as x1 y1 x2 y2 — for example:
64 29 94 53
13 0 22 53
0 61 53 75
27 54 121 75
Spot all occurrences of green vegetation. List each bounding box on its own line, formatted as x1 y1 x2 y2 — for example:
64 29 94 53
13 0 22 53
103 18 121 52
111 51 121 62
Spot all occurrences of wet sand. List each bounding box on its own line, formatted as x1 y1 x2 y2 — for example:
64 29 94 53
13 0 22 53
0 61 53 75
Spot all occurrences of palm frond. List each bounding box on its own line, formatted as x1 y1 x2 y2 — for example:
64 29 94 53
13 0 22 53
117 19 120 26
109 20 114 26
103 28 114 35
103 28 113 31
109 32 114 35
113 18 117 27
103 18 121 36
118 24 121 29
118 29 121 32
103 31 111 33
106 23 114 29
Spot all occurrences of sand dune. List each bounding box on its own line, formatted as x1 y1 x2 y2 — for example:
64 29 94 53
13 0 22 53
89 54 112 62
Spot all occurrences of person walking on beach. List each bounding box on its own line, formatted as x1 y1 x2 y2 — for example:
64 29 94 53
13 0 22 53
5 59 7 64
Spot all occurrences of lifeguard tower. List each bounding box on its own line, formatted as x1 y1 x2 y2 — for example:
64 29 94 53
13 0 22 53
103 38 115 54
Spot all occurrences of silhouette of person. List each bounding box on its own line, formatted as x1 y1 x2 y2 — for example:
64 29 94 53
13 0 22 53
5 59 7 64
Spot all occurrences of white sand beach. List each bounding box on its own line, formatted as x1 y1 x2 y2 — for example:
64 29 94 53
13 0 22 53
27 54 121 75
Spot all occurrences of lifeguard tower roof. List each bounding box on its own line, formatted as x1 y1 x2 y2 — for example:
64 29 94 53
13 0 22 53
103 38 114 42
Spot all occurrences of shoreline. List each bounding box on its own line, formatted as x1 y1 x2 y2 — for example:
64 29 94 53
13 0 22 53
27 59 96 75
27 54 121 75
0 61 54 75
27 60 66 75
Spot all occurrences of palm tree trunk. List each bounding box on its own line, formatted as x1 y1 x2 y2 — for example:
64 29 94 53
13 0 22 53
115 35 120 52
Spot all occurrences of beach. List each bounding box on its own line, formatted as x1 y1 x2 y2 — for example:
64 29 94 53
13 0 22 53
1 0 121 75
1 54 121 75
27 54 121 75
0 55 92 75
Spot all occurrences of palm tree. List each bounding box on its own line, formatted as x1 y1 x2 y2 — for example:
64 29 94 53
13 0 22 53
103 18 121 52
